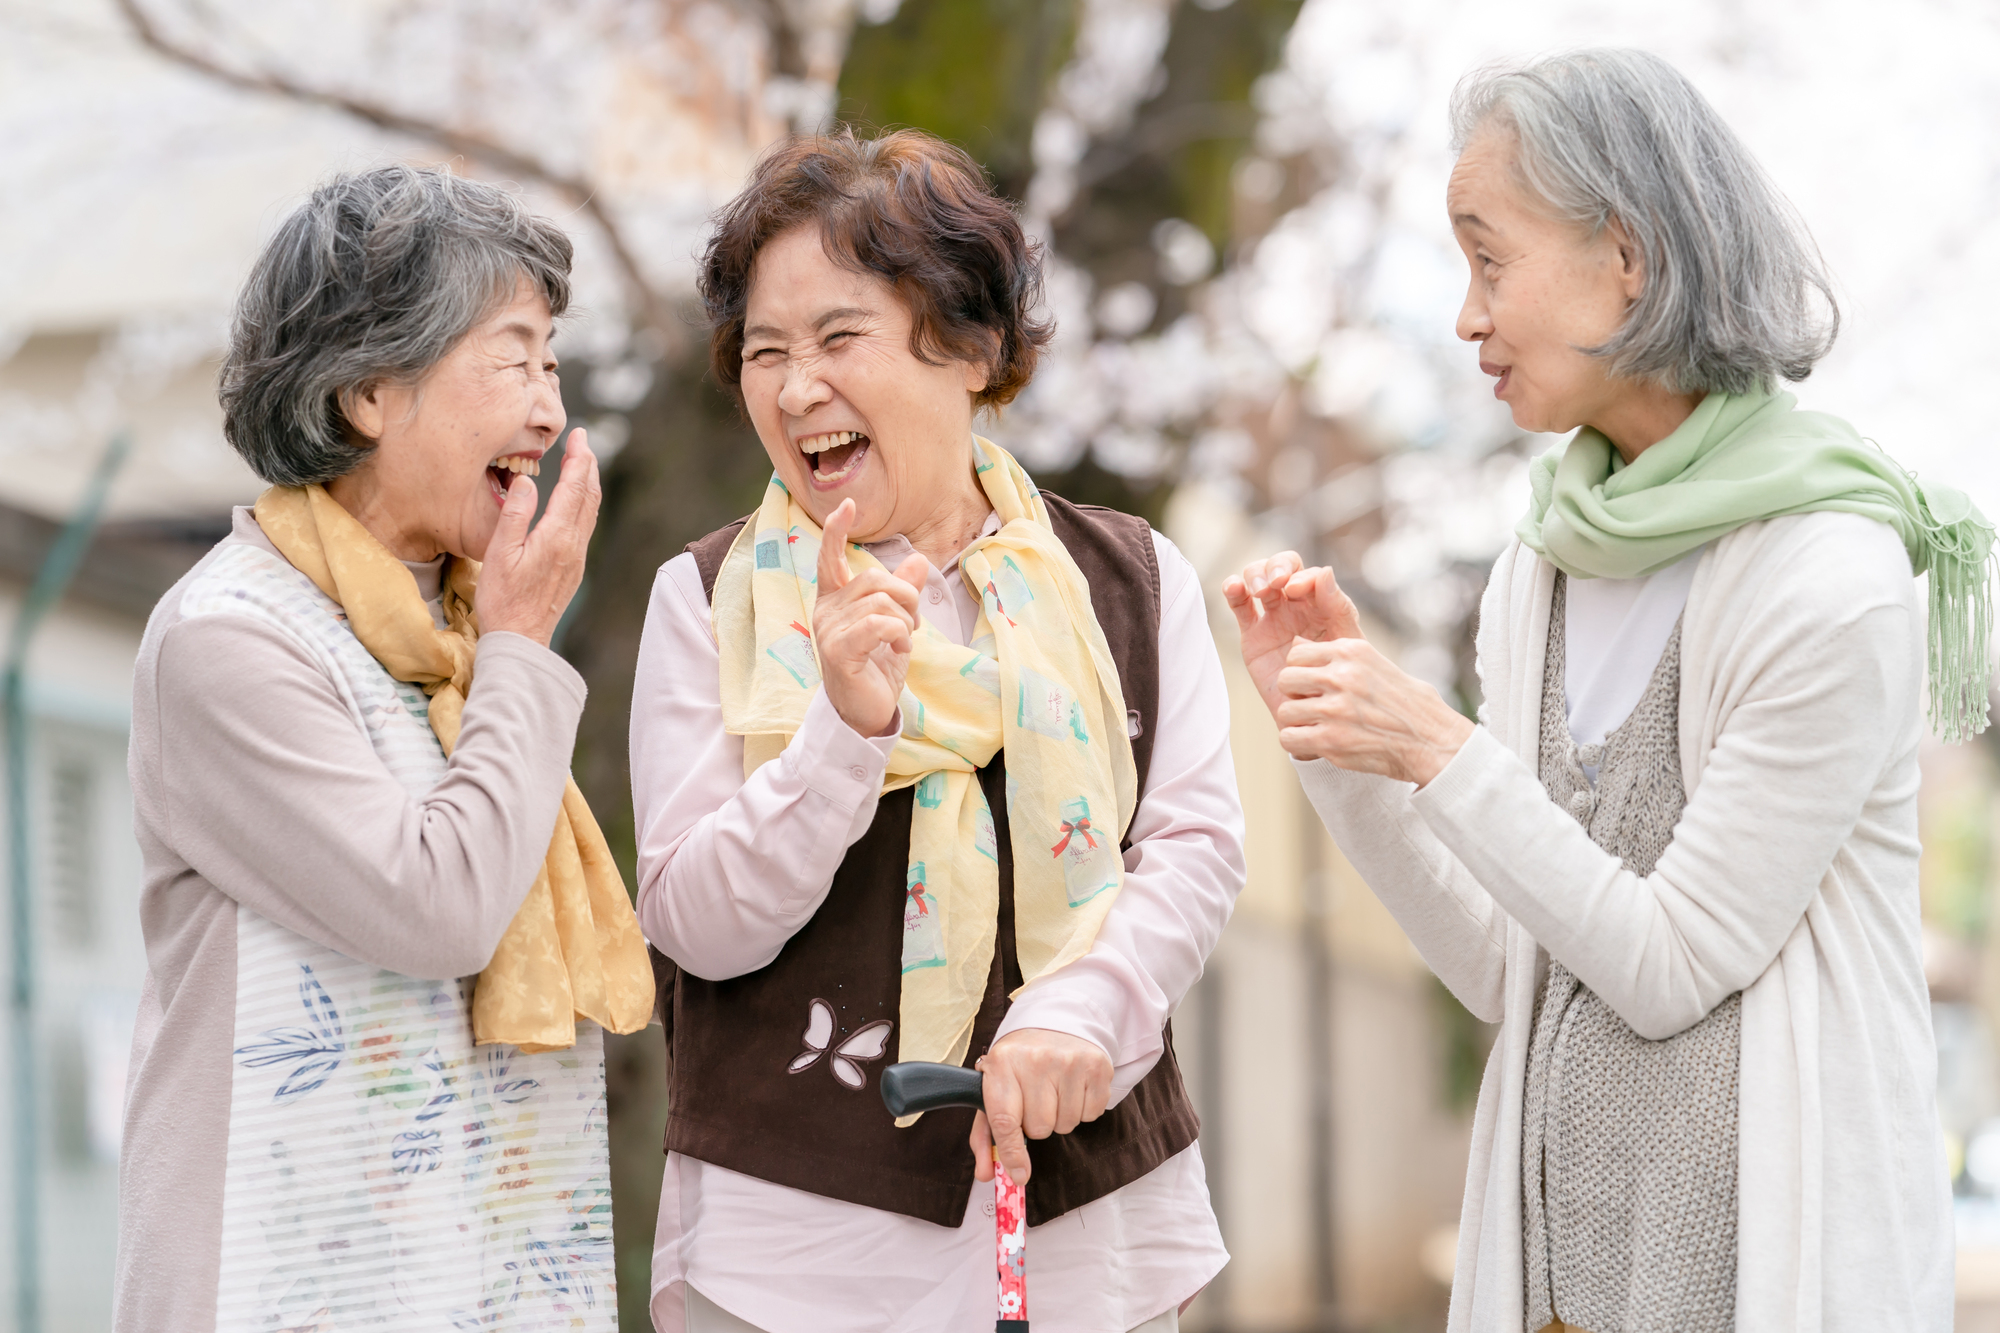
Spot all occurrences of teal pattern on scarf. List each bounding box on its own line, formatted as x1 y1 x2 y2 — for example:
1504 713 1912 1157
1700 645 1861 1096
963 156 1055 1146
1517 389 1995 742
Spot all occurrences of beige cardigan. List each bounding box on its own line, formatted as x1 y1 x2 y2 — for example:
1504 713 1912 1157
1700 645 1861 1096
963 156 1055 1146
1297 511 1953 1332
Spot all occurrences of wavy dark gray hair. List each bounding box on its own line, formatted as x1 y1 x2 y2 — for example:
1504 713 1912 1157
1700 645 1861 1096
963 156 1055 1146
220 165 574 487
1450 49 1838 396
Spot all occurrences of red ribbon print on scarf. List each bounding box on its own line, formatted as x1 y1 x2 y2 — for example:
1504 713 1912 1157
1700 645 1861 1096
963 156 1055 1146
1051 818 1097 857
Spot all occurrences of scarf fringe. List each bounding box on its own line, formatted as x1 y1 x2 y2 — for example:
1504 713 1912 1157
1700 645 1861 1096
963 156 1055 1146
1915 484 1997 744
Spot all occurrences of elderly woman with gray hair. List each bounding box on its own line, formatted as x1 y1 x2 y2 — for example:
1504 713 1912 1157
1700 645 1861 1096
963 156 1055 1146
115 166 652 1331
1230 51 1989 1333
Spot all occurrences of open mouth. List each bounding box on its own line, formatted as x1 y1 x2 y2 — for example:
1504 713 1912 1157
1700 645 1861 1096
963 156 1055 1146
486 453 542 506
797 429 871 489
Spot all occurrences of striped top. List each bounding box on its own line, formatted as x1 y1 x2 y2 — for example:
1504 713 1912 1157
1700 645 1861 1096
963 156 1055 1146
116 508 610 1331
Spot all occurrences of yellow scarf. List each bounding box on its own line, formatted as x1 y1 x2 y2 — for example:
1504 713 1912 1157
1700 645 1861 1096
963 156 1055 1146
711 440 1136 1108
254 484 654 1052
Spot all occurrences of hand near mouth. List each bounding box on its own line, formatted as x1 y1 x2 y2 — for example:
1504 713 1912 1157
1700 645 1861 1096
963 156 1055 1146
474 428 601 646
811 498 928 737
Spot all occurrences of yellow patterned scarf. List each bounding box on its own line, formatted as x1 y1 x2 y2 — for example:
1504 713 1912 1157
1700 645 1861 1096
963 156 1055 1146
711 440 1136 1107
254 484 654 1052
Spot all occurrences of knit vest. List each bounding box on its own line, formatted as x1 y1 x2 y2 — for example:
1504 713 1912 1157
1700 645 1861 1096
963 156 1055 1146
1521 573 1740 1333
650 494 1199 1227
187 540 615 1330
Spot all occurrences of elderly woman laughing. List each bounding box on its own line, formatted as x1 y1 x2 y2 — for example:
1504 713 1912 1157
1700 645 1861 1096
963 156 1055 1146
631 130 1246 1333
1231 51 1986 1333
116 167 652 1331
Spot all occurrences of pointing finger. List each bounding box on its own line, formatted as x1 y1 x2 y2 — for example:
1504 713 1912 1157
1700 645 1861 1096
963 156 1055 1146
817 499 856 592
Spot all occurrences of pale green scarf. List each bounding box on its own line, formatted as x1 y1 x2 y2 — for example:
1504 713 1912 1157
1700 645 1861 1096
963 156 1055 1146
1518 389 1996 742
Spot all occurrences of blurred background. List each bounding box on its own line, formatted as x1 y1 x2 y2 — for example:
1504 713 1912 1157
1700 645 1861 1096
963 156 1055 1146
3 0 2000 1329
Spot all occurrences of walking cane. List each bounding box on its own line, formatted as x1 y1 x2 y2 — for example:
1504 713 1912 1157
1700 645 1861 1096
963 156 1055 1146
880 1062 1028 1332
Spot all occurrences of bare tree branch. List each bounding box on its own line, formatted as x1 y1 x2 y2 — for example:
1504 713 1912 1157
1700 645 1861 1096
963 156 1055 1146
112 0 680 350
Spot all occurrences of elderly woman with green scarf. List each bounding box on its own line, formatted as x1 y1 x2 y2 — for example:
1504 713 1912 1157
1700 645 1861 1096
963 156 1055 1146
1230 51 1983 1333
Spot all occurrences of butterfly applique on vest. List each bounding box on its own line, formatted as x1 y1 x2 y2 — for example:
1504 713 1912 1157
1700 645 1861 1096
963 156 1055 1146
786 997 894 1090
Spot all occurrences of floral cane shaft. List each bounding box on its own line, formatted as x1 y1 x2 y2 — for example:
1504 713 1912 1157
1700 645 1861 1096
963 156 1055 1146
995 1151 1028 1329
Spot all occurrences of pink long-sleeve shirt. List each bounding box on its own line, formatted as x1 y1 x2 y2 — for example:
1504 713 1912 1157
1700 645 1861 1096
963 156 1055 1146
631 516 1245 1333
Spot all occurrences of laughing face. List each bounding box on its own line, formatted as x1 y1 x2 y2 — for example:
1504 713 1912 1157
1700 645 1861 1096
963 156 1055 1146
738 226 990 547
1447 129 1646 438
326 276 564 563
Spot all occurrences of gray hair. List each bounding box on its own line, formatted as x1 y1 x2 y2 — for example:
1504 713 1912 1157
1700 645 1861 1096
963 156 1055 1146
1449 49 1837 396
220 165 574 486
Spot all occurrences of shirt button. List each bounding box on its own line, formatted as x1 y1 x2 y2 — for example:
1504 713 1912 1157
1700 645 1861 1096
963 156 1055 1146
1569 791 1593 816
928 589 944 604
849 765 866 781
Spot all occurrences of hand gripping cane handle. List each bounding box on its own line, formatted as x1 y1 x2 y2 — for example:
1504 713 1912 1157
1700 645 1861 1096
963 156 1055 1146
879 1063 1027 1332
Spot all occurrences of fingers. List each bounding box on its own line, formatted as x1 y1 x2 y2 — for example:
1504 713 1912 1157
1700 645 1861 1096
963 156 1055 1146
1222 575 1260 636
1274 691 1337 728
542 428 601 534
846 613 914 659
849 566 921 623
890 550 930 593
1287 633 1381 667
820 586 921 642
817 499 856 592
1019 1062 1063 1139
489 472 537 558
979 1059 1033 1184
970 1111 996 1184
1242 551 1303 598
1278 723 1330 760
1082 1071 1110 1124
1277 639 1379 699
1287 565 1362 640
1283 638 1344 672
1038 1058 1108 1136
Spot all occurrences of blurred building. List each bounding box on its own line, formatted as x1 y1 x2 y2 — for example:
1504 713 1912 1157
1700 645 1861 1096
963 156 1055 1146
1165 483 1474 1333
0 266 253 1333
0 418 236 1329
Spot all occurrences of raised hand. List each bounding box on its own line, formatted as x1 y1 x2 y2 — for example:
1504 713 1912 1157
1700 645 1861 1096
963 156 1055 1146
475 428 601 646
1221 552 1363 718
812 499 928 737
1272 638 1474 786
968 1028 1113 1185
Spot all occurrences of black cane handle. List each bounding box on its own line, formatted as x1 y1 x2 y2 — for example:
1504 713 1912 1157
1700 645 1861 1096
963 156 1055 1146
879 1061 984 1117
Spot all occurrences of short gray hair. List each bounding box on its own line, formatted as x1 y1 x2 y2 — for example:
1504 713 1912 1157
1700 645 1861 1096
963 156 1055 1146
220 165 574 486
1449 49 1837 396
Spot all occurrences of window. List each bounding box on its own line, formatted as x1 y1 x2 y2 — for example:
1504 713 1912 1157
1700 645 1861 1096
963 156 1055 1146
48 754 96 949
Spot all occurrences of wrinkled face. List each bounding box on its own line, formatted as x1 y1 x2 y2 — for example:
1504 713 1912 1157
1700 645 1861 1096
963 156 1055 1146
344 278 563 561
1448 130 1641 436
738 225 988 540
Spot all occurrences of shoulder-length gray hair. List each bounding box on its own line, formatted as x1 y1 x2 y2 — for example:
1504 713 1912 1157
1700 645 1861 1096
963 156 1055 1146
220 165 574 487
1449 49 1837 396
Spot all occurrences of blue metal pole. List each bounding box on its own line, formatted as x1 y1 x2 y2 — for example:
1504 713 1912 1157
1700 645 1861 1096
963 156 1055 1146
8 432 130 1333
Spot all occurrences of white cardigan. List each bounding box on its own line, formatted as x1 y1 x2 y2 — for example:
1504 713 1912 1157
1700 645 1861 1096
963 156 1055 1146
1296 511 1954 1332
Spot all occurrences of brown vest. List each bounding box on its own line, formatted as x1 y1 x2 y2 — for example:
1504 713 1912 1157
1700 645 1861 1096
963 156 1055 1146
650 494 1199 1227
